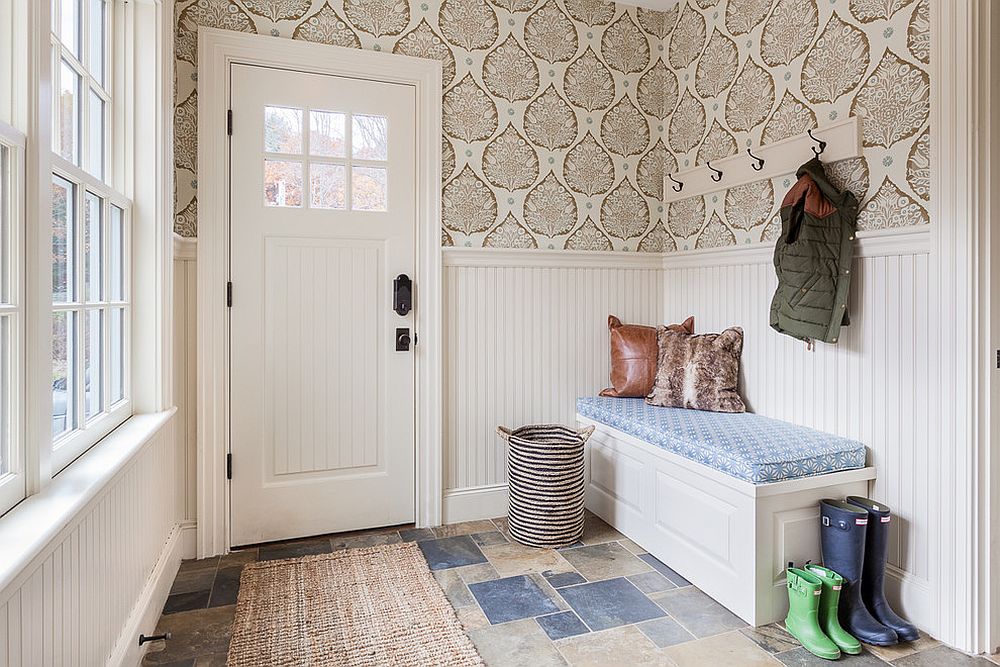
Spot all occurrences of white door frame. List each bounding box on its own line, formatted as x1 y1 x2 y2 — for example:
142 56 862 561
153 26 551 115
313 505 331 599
195 28 443 557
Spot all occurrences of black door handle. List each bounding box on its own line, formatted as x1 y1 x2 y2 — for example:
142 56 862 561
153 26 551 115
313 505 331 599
396 327 411 351
393 274 412 316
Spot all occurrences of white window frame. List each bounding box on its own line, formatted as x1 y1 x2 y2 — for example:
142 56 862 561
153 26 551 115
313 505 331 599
0 0 172 516
47 0 133 472
0 121 26 515
50 156 132 472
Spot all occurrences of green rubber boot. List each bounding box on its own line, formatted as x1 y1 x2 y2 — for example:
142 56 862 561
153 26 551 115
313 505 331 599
785 566 841 661
807 564 863 655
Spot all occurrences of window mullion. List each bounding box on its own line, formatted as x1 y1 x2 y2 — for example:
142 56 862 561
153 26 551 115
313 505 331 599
75 178 85 433
102 197 109 414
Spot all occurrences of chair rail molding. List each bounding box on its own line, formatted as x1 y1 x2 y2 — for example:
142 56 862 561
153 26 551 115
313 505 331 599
195 29 443 558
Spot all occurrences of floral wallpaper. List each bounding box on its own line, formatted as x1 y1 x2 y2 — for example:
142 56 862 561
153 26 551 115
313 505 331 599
661 0 931 251
172 0 932 253
173 0 672 251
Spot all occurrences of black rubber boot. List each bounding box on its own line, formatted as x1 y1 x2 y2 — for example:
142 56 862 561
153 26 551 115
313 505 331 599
846 496 920 642
819 499 898 646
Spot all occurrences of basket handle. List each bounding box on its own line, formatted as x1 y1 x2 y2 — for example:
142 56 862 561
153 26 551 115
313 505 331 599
578 425 596 441
496 426 513 442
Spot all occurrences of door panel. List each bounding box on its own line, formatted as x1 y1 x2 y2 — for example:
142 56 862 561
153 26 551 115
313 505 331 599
229 64 416 546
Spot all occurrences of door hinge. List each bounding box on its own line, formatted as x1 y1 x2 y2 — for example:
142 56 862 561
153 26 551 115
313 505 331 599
227 281 233 307
413 332 418 346
226 453 232 480
227 110 233 136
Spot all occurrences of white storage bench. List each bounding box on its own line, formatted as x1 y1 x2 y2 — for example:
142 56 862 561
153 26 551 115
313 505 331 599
576 397 876 626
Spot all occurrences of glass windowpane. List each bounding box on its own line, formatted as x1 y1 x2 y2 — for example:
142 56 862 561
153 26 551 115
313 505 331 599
88 0 105 86
0 317 6 476
310 163 346 209
52 176 76 303
351 115 388 160
86 89 104 179
264 106 302 154
84 192 101 302
264 160 302 207
351 166 387 212
58 60 81 165
60 0 80 57
110 307 124 404
84 309 101 419
0 146 7 304
310 111 346 157
52 310 76 438
109 205 124 301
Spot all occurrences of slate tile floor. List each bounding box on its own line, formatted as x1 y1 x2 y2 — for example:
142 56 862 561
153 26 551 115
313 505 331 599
143 513 991 666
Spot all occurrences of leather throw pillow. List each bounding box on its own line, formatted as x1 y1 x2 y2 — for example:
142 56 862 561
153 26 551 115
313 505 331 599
600 315 694 398
646 326 746 413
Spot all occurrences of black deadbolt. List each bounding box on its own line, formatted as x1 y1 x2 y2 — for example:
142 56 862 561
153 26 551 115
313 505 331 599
396 327 411 352
393 274 412 316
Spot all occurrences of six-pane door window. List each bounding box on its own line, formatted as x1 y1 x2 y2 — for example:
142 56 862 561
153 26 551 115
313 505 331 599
263 105 389 212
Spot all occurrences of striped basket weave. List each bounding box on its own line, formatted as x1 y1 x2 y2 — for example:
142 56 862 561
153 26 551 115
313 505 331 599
496 424 595 548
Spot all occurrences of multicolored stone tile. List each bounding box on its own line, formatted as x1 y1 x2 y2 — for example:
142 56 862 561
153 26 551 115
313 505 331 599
469 575 562 624
558 577 666 631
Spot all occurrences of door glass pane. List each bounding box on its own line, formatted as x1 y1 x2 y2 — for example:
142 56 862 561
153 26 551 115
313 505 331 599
351 115 387 160
109 205 124 301
52 310 76 438
60 0 80 57
110 307 123 404
264 160 302 207
352 166 387 212
310 111 345 157
310 163 346 209
86 90 104 179
58 61 81 165
52 176 75 303
88 0 105 86
264 106 302 154
84 192 101 302
84 309 101 419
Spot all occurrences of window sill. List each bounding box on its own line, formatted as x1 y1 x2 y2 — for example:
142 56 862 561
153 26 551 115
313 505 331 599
0 408 176 594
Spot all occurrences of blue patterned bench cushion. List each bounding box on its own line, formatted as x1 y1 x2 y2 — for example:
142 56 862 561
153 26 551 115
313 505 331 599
576 397 866 484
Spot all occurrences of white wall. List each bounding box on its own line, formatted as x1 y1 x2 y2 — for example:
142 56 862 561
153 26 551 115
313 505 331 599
440 250 665 521
0 415 184 667
659 230 935 631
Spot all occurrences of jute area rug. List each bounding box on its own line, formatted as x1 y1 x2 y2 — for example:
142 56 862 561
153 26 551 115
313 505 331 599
226 542 485 666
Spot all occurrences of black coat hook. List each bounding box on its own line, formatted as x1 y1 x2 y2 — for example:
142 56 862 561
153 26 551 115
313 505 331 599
706 161 723 182
668 173 683 193
807 129 827 157
747 148 764 171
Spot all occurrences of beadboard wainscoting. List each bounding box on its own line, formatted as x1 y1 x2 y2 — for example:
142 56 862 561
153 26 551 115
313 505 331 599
659 228 935 633
441 249 666 522
0 412 185 667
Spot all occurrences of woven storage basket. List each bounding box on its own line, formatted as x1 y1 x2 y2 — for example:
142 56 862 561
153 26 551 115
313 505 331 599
496 424 594 548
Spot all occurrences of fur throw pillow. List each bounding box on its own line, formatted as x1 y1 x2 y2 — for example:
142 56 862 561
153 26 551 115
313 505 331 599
600 315 695 398
645 326 746 413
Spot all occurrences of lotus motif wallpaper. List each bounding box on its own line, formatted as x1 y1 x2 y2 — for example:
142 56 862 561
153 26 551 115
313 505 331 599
663 0 931 251
173 0 671 251
172 0 932 253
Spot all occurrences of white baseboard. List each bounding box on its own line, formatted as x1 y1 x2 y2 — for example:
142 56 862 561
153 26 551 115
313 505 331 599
109 521 194 667
442 484 509 524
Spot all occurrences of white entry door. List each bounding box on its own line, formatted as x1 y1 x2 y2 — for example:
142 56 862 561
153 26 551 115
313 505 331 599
229 64 416 546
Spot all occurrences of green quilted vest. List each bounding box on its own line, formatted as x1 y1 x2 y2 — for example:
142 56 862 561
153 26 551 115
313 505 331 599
769 158 858 344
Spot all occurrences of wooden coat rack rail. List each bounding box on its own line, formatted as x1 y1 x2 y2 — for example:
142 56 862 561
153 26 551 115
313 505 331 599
662 116 862 203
